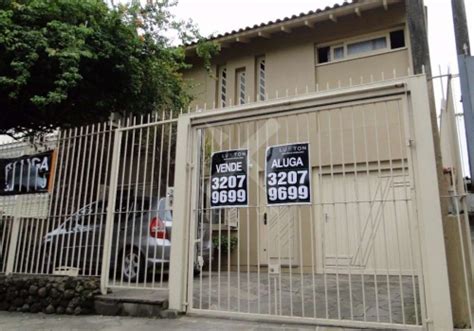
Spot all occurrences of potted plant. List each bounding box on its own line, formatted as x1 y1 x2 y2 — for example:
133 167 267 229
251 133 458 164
212 234 238 271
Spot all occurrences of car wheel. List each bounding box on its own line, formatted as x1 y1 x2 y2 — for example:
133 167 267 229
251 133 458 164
121 247 144 282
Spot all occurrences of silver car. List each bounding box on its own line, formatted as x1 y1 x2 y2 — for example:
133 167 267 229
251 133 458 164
43 196 212 281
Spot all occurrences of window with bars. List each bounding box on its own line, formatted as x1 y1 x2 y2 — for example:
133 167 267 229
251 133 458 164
256 56 266 101
235 68 246 105
218 66 227 107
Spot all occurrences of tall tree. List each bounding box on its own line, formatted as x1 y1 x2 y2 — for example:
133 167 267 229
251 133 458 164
0 0 218 137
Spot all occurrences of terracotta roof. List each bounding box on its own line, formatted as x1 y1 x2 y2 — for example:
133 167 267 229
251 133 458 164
185 0 358 47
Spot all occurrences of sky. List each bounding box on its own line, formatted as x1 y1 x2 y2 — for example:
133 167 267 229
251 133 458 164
171 0 474 176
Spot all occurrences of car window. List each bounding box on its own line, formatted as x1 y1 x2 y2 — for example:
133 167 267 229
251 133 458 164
158 198 172 221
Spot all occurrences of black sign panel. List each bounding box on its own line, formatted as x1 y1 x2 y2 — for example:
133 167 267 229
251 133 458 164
266 143 311 205
0 150 55 196
210 149 248 208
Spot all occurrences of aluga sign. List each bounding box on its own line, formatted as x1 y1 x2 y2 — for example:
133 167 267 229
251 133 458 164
265 142 311 205
0 150 54 195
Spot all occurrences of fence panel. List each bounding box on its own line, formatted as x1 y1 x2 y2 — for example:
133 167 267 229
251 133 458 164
184 89 427 329
104 112 178 290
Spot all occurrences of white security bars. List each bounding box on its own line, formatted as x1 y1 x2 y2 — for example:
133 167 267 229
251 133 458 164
0 113 180 292
0 137 56 275
188 99 422 328
101 111 179 290
168 76 454 330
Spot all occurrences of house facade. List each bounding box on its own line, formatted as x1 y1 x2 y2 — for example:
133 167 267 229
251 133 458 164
175 3 471 328
181 0 424 273
184 0 413 110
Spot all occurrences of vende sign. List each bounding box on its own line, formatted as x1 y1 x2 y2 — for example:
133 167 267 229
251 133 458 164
0 151 55 196
265 142 312 205
210 149 248 208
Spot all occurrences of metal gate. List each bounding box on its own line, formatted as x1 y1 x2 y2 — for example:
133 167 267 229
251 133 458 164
168 76 454 330
101 111 179 291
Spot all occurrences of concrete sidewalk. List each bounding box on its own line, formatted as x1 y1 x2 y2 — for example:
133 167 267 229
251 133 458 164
0 312 368 331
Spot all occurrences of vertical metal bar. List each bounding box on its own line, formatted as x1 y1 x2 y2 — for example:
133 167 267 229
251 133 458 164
383 102 406 324
217 127 223 309
276 119 283 316
80 124 98 275
121 117 137 286
66 126 86 270
83 123 101 275
45 130 65 274
97 121 114 278
255 119 261 314
350 108 367 321
56 128 76 273
161 111 174 287
146 115 158 288
338 108 353 320
130 116 144 287
187 126 201 311
30 214 40 273
208 126 215 309
373 103 393 322
168 114 192 312
306 113 317 319
0 213 9 273
264 117 273 315
5 197 20 275
112 118 129 285
230 124 235 312
198 123 206 308
138 115 151 288
362 106 380 322
100 129 123 294
94 122 113 277
151 114 165 288
284 116 294 317
296 116 306 318
245 122 251 314
64 127 84 269
317 111 329 319
328 111 341 320
73 124 96 275
18 216 28 273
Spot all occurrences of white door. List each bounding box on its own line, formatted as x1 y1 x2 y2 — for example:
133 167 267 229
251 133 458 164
259 174 299 266
318 170 415 274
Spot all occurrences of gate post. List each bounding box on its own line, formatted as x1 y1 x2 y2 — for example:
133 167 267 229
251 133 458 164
169 115 192 312
100 129 122 294
5 196 22 275
408 76 454 330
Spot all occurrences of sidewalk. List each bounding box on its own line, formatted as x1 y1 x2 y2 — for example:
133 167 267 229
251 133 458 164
0 312 367 331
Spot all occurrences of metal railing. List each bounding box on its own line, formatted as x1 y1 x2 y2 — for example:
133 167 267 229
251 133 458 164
166 76 456 330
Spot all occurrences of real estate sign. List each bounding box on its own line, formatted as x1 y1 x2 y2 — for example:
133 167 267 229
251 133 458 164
210 149 248 208
0 150 55 196
265 143 311 205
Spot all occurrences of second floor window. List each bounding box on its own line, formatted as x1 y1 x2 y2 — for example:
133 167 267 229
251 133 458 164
236 68 246 105
256 56 266 101
316 29 406 64
218 66 227 107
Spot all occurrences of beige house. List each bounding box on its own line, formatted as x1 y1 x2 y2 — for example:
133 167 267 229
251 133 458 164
177 5 470 326
184 0 414 110
181 0 430 273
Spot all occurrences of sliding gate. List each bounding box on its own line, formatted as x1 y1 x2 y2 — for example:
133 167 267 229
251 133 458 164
173 77 453 329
